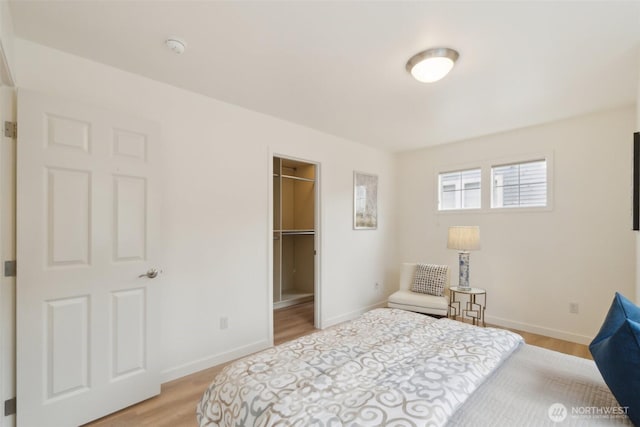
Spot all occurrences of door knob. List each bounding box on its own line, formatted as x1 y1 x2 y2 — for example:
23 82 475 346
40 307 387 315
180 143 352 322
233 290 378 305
139 268 161 279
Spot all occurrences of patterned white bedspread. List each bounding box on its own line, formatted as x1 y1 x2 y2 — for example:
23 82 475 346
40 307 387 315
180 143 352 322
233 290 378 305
197 308 523 426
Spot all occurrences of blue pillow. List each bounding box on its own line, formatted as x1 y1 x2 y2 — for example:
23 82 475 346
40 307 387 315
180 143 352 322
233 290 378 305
589 292 640 426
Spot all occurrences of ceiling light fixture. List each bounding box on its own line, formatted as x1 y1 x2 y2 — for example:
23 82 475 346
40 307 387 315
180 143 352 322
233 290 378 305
406 47 459 83
165 38 186 55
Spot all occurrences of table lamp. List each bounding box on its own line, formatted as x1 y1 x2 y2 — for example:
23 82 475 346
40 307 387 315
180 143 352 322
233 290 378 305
447 226 480 289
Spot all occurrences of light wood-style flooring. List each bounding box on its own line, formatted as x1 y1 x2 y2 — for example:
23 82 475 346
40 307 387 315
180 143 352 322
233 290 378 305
85 302 590 426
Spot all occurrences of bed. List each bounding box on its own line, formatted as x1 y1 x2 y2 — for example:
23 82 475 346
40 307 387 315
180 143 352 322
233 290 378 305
197 308 631 426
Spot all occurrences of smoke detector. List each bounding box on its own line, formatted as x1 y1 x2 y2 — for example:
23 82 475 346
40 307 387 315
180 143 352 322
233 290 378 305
165 38 186 54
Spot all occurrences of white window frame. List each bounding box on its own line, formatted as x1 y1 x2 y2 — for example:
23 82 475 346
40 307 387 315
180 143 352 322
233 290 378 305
437 167 482 211
435 151 553 214
491 159 548 209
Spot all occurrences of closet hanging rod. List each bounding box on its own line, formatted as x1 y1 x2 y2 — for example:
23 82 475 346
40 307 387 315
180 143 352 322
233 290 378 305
281 174 315 182
281 230 315 236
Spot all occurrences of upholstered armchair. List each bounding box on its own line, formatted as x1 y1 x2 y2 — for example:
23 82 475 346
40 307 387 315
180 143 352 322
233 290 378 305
387 262 450 317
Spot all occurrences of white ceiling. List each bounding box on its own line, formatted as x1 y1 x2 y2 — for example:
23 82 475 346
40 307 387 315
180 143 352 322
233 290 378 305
9 1 640 152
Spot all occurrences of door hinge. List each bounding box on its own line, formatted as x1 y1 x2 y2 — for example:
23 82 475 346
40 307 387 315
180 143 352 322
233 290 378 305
4 260 16 277
4 397 15 416
4 121 16 139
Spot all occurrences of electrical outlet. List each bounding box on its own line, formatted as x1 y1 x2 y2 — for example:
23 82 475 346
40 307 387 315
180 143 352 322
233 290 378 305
374 282 380 290
220 316 229 330
569 302 579 314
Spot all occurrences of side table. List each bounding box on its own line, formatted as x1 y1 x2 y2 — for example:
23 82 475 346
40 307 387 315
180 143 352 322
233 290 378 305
449 286 486 327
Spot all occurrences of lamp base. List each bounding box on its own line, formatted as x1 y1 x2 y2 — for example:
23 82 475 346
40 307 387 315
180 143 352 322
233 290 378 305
458 251 470 288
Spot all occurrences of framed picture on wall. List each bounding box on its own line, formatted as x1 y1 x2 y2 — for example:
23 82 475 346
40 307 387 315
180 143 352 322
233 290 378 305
354 171 378 230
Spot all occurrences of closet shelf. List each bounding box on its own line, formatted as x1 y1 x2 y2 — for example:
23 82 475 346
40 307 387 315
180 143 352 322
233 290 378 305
281 174 315 183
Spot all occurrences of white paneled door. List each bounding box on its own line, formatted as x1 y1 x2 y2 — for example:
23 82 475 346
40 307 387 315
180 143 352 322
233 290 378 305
16 90 161 426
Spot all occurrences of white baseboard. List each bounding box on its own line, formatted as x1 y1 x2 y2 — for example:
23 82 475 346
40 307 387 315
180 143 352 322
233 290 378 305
321 301 387 329
160 339 271 384
485 314 593 345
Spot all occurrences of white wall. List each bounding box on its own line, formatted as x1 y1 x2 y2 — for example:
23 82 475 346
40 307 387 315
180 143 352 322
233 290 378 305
0 1 15 87
13 38 397 382
396 107 636 344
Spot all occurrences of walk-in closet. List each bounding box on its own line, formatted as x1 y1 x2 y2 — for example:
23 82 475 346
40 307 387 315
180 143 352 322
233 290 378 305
273 156 316 310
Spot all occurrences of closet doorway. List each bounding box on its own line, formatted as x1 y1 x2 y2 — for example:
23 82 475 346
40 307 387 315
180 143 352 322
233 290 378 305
273 156 318 334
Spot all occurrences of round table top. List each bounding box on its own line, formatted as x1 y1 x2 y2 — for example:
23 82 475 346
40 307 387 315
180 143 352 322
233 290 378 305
450 286 486 294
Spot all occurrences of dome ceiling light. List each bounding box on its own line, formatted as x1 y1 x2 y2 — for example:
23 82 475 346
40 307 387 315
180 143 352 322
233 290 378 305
406 47 459 83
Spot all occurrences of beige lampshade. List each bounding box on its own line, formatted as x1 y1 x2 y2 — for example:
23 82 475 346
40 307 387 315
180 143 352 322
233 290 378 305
447 226 480 251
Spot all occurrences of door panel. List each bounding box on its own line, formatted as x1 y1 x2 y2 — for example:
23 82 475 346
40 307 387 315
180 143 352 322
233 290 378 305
17 90 161 426
114 175 147 261
45 296 90 401
47 167 91 266
111 288 146 379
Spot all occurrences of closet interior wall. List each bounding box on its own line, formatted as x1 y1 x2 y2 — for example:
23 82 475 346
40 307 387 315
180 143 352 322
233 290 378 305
273 157 316 310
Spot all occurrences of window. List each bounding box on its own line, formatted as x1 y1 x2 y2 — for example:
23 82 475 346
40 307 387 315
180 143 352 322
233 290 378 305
492 159 547 208
438 168 481 210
